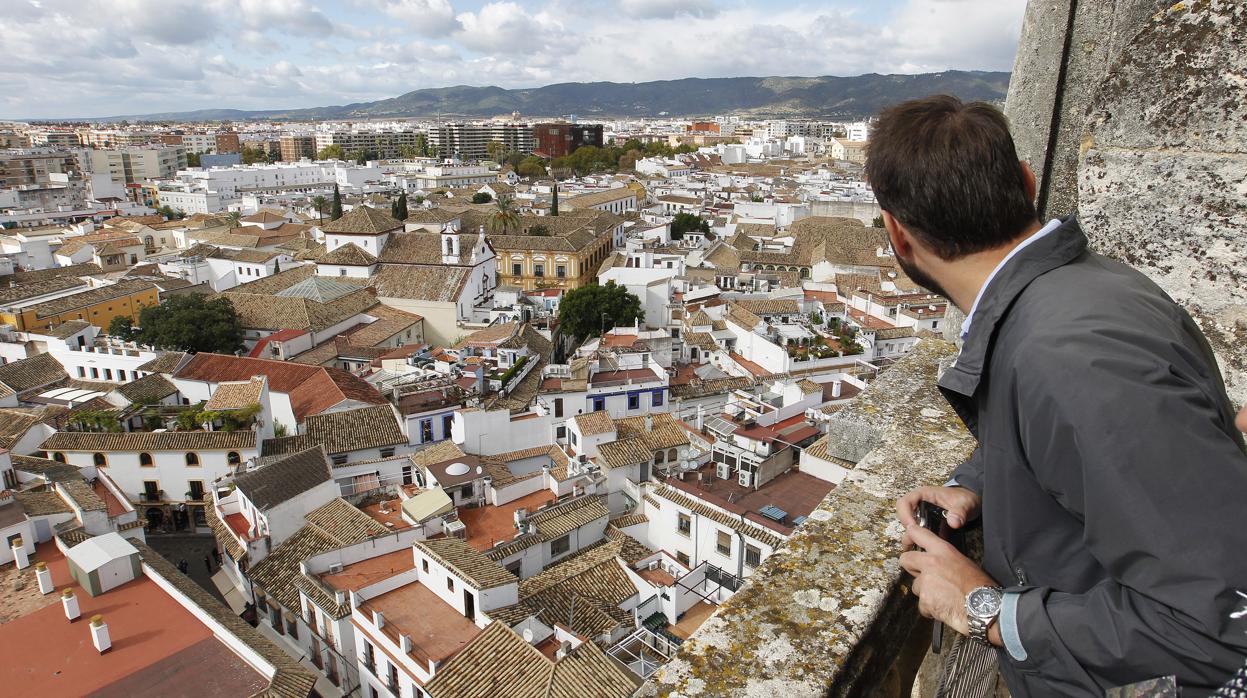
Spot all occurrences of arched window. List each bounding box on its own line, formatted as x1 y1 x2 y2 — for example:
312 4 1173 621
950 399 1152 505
53 452 66 463
667 448 678 463
654 451 665 464
227 451 241 466
93 452 107 467
185 452 199 467
140 452 153 467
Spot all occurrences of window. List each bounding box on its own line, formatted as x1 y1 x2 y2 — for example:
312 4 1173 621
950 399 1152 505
188 480 204 501
550 534 570 557
512 262 522 276
379 447 395 458
185 452 199 467
677 513 691 537
76 366 85 378
53 452 66 463
227 451 241 466
676 551 690 566
459 484 473 500
745 544 762 568
627 393 639 410
446 576 454 592
286 614 299 639
422 558 430 574
255 591 268 613
331 454 348 466
654 450 665 464
90 367 99 379
534 263 544 278
667 448 678 462
104 368 112 380
554 398 563 418
556 425 566 439
92 452 107 467
591 397 604 412
556 265 566 278
443 414 454 438
716 530 732 557
421 419 433 443
402 465 413 486
652 391 664 407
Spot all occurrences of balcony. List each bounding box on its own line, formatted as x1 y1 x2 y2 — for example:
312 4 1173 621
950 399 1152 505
139 490 165 504
640 340 973 696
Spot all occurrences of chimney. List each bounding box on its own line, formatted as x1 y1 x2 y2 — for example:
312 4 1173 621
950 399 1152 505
35 561 54 595
334 590 346 606
644 413 653 430
373 610 385 628
556 640 572 660
90 615 111 653
832 380 842 398
401 634 413 653
696 404 705 431
62 588 80 621
11 537 29 570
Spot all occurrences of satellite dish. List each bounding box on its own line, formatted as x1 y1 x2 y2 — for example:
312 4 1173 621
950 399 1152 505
445 462 470 476
522 628 534 643
475 465 483 475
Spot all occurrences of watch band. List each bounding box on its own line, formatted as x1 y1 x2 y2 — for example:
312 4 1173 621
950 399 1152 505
967 586 1003 646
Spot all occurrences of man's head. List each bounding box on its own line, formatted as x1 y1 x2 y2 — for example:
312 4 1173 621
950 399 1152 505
866 95 1039 298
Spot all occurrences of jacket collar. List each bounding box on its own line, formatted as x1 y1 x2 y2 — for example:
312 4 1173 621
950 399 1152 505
938 216 1089 398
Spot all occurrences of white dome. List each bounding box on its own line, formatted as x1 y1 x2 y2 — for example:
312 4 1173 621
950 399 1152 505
445 462 470 476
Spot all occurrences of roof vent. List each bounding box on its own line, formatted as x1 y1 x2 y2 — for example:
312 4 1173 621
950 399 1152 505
327 562 344 574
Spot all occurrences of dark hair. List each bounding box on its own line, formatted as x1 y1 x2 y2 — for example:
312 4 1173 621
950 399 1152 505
865 95 1037 260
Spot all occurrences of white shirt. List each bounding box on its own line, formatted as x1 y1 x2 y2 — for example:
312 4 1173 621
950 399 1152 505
960 219 1063 339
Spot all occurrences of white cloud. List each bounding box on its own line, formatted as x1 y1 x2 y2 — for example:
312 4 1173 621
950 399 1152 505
0 0 1026 119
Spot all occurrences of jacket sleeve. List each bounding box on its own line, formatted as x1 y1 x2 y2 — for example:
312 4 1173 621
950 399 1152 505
950 445 985 496
1004 325 1247 689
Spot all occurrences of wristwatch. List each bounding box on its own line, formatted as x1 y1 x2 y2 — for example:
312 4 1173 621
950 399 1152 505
965 586 1004 646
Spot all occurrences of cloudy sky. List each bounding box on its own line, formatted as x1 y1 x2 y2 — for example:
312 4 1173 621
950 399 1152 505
0 0 1028 119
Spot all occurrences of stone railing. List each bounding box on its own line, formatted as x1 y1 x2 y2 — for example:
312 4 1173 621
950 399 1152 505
641 339 974 697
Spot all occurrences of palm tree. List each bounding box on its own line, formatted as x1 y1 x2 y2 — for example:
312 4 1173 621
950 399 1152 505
487 194 520 235
311 195 328 225
223 210 242 230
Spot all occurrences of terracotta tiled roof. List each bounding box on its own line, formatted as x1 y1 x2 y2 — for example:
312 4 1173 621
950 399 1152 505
572 411 614 436
408 439 466 469
0 408 46 449
608 513 648 529
0 352 67 393
415 537 517 590
221 287 377 333
321 206 402 235
173 353 387 423
596 437 651 470
15 490 71 516
735 298 800 315
526 495 609 541
655 484 784 549
136 351 188 374
261 404 406 457
235 446 331 510
317 243 377 266
41 429 257 452
204 376 265 411
26 279 156 320
369 264 470 303
112 373 178 405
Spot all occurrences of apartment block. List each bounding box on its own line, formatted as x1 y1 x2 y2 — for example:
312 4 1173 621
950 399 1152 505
427 123 534 161
532 123 604 159
88 146 188 186
279 134 316 161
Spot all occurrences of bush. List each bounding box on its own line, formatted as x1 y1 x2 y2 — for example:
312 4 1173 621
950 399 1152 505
472 192 493 204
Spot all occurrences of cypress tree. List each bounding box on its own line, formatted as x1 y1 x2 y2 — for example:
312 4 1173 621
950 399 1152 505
331 184 343 221
396 192 408 220
551 180 559 216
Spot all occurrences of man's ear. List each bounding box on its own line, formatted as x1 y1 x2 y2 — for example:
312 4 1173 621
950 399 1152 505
882 211 911 257
1020 161 1038 203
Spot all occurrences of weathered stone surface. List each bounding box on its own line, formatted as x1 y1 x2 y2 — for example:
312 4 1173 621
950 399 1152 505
1005 0 1169 218
1078 0 1247 401
641 341 975 697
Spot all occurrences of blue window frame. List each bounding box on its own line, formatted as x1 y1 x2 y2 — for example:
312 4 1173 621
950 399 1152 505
592 397 605 412
652 391 664 407
442 414 454 440
628 393 640 410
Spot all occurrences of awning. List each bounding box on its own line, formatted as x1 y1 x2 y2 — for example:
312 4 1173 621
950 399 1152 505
400 488 454 523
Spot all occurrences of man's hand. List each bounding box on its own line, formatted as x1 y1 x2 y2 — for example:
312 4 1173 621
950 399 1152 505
900 525 1002 645
895 485 981 549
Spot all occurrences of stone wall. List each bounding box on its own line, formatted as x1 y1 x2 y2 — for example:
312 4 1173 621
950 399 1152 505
1007 0 1247 403
641 340 975 697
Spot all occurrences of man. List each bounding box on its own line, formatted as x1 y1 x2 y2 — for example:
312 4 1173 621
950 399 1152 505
873 95 1247 696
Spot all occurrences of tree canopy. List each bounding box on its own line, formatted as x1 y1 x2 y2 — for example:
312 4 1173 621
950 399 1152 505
240 144 269 164
391 192 409 220
331 185 343 220
471 192 493 204
558 281 644 341
548 140 698 176
134 294 244 355
317 144 345 161
516 155 547 179
670 212 710 239
486 195 519 234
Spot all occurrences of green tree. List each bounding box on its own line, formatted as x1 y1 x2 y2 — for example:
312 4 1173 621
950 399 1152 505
517 156 547 179
471 192 493 204
398 144 418 159
156 205 184 221
241 144 269 164
317 144 345 161
223 210 242 230
186 151 201 168
670 212 710 240
108 315 136 340
486 140 507 163
487 195 519 234
331 185 343 221
393 192 408 220
872 214 885 228
415 133 430 157
528 224 550 236
134 294 244 354
311 195 328 225
558 281 644 341
550 181 559 216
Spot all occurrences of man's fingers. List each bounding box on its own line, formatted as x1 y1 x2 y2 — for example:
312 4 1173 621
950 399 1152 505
931 488 977 529
907 524 954 554
899 549 927 575
895 490 922 527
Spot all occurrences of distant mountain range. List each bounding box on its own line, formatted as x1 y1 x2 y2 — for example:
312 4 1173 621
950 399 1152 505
84 71 1010 123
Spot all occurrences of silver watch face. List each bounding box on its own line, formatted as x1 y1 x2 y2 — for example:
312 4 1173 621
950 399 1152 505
967 587 1003 617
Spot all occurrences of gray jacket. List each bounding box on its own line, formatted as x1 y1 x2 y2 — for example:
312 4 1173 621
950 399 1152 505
939 218 1247 696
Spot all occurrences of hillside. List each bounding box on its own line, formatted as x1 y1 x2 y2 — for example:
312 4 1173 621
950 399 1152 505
100 71 1009 122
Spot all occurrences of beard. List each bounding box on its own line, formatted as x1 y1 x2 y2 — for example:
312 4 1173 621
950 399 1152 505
894 251 952 301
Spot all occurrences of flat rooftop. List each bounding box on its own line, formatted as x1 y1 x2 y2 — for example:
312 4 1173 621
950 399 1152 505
0 542 267 697
321 548 414 593
667 463 834 536
363 581 481 664
359 499 413 532
457 489 555 552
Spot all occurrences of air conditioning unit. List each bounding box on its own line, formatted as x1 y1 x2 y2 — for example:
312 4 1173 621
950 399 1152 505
716 462 731 480
327 562 344 574
738 470 753 488
648 560 659 571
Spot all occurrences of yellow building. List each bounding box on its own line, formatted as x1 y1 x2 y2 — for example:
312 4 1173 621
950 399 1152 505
486 210 621 292
2 279 159 333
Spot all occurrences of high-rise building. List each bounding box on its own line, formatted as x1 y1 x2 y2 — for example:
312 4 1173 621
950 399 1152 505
311 130 421 160
428 123 534 161
532 123 604 159
279 134 316 162
0 149 80 188
88 146 187 185
215 132 241 154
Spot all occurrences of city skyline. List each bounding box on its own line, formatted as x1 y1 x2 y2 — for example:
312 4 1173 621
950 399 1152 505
1 0 1027 119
